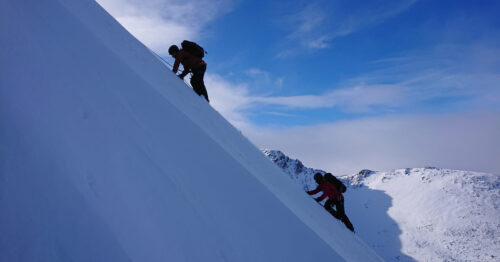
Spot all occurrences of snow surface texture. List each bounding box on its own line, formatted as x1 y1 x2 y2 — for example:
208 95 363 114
264 149 500 261
0 0 381 261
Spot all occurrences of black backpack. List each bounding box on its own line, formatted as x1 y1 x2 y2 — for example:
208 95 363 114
181 40 206 58
324 173 347 193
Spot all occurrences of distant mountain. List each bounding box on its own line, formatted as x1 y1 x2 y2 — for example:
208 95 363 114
263 149 500 262
262 149 326 191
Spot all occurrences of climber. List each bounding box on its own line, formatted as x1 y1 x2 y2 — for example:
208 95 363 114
308 172 355 232
168 41 209 102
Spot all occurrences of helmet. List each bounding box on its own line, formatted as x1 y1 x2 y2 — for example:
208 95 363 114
168 45 179 56
313 173 323 183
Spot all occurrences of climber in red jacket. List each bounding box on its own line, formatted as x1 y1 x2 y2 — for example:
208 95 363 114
308 173 354 232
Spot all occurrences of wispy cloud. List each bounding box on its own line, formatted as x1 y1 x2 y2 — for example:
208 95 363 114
286 4 331 50
243 68 285 90
253 84 404 113
96 0 235 54
278 0 418 57
276 3 330 57
245 68 271 83
331 0 418 38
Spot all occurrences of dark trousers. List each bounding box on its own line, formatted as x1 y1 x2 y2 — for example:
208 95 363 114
190 64 209 102
324 199 355 232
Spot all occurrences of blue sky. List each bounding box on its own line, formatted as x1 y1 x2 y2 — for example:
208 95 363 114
97 0 500 174
204 0 500 125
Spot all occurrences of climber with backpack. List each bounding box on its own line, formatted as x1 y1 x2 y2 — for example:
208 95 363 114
307 172 355 232
168 40 209 102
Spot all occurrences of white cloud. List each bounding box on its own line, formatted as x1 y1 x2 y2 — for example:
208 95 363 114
116 15 195 51
244 112 500 175
253 84 404 112
208 76 405 121
205 74 255 129
96 0 234 54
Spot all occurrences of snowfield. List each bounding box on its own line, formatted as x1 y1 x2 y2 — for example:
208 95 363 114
0 0 381 261
264 150 500 261
348 168 500 262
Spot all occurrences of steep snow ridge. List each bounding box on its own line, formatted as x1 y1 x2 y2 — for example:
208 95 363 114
263 149 500 261
0 0 381 261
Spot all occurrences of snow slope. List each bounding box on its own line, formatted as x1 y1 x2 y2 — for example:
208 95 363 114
0 0 381 261
264 150 500 261
347 168 500 262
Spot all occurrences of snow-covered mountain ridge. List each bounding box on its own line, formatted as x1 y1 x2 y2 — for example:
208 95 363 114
263 149 327 191
263 149 500 261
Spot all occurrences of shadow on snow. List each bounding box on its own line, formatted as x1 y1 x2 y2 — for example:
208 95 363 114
344 186 417 262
